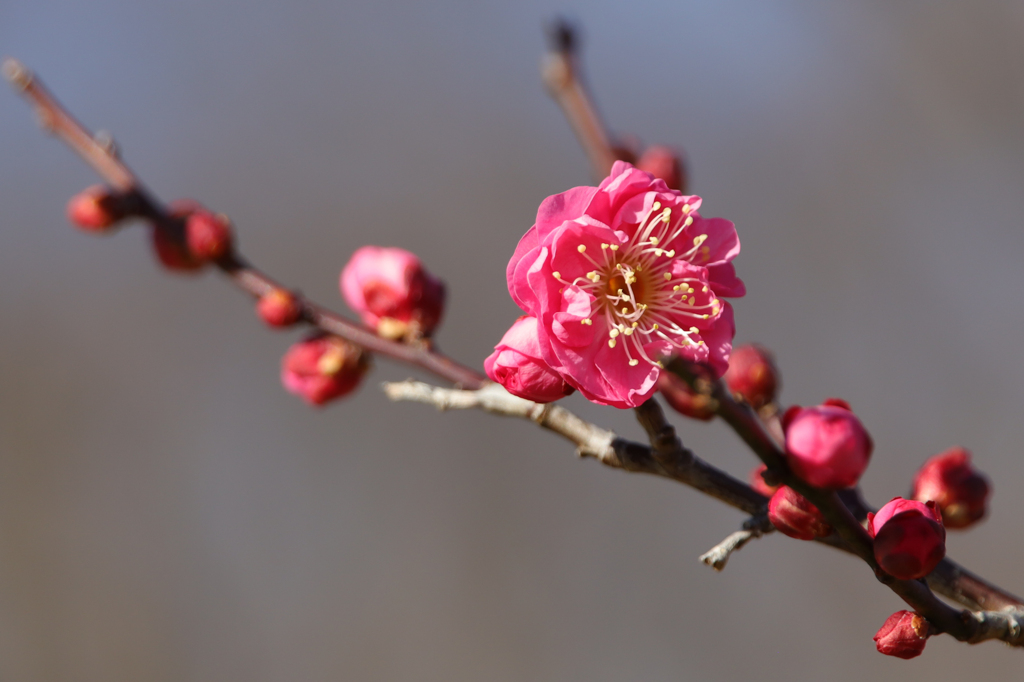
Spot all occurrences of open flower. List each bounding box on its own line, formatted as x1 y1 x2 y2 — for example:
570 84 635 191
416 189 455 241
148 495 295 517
505 161 744 408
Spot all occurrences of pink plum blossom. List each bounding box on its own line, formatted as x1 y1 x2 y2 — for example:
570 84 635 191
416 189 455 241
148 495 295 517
281 335 368 406
504 161 744 408
873 611 930 659
341 246 445 340
484 316 574 403
783 401 872 489
868 497 946 580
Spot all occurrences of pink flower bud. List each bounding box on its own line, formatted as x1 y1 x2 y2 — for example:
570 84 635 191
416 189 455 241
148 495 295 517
749 463 779 498
340 246 445 340
868 497 946 580
257 289 302 328
911 447 990 530
768 485 832 540
185 210 233 261
151 200 206 272
656 369 716 421
724 344 779 408
484 316 574 403
636 146 687 193
281 335 368 406
66 185 130 232
784 401 872 489
873 611 930 659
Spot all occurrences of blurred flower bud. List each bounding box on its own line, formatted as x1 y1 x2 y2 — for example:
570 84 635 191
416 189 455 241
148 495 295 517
340 246 445 340
281 335 368 406
768 485 832 540
636 145 687 192
724 344 779 408
151 200 206 272
257 289 302 328
868 497 946 580
185 209 233 261
749 463 779 497
66 185 131 232
784 401 872 489
657 368 715 421
873 611 930 659
911 447 990 530
484 316 573 403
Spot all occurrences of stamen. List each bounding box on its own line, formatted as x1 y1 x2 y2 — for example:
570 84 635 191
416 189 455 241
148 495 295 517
577 244 586 253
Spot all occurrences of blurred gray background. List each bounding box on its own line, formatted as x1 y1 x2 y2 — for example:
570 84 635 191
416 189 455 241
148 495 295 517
2 1 1024 679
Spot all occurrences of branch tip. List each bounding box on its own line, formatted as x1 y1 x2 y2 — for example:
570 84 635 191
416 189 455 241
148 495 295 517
2 57 31 89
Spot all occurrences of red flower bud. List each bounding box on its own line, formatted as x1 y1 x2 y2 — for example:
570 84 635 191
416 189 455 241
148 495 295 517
340 246 445 340
257 289 302 328
656 369 716 421
281 335 368 406
151 200 206 272
484 316 574 403
636 145 687 193
784 401 872 489
868 497 946 580
724 344 779 408
911 447 990 530
185 210 233 261
749 463 779 498
768 486 832 540
67 185 131 232
873 611 930 659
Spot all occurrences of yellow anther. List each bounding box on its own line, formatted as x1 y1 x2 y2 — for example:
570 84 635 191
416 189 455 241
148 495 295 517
653 201 661 211
665 250 675 258
687 287 695 294
652 323 659 330
577 244 587 253
688 297 695 305
617 289 625 295
693 234 707 246
581 318 592 325
684 216 693 227
702 286 708 293
621 307 629 315
650 236 660 245
654 248 663 256
632 321 639 327
703 314 709 319
672 285 681 291
552 271 561 279
629 359 639 366
683 204 692 214
689 327 699 333
609 329 620 338
610 244 619 251
656 361 664 368
608 339 617 348
624 328 634 336
664 272 672 281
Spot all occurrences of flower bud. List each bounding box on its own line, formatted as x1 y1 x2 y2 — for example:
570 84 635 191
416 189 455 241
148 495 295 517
636 145 687 193
749 463 779 498
724 344 779 408
66 185 131 232
281 335 368 406
873 611 930 659
257 289 302 328
484 316 573 403
151 200 206 272
340 246 445 340
784 401 872 489
868 497 946 580
768 486 832 540
656 369 716 421
911 447 990 530
185 210 233 261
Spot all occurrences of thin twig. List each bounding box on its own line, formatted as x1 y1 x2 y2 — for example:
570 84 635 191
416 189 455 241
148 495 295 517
3 58 488 390
541 19 617 179
699 515 773 571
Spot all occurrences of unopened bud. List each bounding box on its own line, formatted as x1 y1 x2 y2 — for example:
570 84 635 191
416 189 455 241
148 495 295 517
749 463 779 498
656 368 715 421
281 335 368 406
484 316 574 403
724 344 779 408
784 400 872 489
185 210 233 261
768 486 832 540
868 497 946 580
873 611 930 659
911 447 990 530
67 185 131 232
636 145 687 192
257 289 302 328
340 246 446 340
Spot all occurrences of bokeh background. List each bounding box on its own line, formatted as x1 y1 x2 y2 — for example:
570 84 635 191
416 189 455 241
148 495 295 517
2 1 1024 679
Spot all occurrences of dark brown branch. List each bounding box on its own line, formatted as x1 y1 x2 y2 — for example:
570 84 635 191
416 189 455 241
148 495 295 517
665 358 1024 646
541 19 617 179
3 58 487 390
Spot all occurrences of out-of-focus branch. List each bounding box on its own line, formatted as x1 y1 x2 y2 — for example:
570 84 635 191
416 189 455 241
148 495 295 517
699 515 774 571
382 380 767 517
665 358 1024 646
3 58 488 390
541 19 617 179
